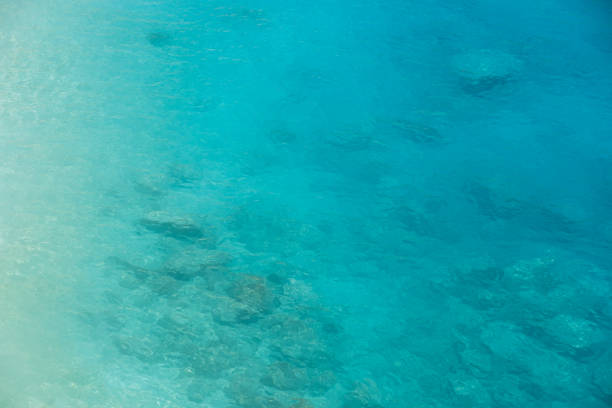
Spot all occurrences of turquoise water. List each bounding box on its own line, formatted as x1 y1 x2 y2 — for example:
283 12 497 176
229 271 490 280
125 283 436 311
1 0 612 406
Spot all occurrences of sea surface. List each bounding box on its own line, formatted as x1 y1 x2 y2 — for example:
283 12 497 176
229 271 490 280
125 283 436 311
1 0 612 407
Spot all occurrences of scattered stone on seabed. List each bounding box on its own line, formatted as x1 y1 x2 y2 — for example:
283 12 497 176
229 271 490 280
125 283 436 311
502 256 556 291
343 379 384 408
162 247 231 281
186 379 208 403
260 361 336 394
211 296 263 325
265 314 333 367
261 361 308 391
113 335 158 363
289 400 315 408
458 343 493 378
228 203 299 254
592 352 612 401
148 274 182 296
146 31 172 47
391 119 445 144
480 322 533 366
134 165 200 196
139 211 216 246
457 265 504 287
107 256 152 280
269 127 297 145
458 286 507 311
187 342 242 378
393 205 434 236
448 375 492 408
227 274 276 314
326 125 376 152
168 163 201 188
452 48 523 93
540 314 605 357
225 377 284 408
156 311 190 332
134 172 169 197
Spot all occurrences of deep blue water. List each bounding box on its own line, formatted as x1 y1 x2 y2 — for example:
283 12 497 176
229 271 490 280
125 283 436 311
1 0 612 407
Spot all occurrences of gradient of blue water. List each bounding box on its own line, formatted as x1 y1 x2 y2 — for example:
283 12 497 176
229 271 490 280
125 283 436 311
1 0 612 407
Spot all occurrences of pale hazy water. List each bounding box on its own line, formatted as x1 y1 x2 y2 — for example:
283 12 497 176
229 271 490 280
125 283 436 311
1 0 612 407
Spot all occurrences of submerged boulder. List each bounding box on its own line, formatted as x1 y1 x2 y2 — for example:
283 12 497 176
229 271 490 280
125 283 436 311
261 361 308 391
289 400 315 408
343 379 384 408
449 375 492 408
186 379 208 403
391 120 445 144
260 361 336 394
146 31 172 47
225 377 285 408
592 352 612 401
139 211 216 246
540 314 605 357
211 296 263 325
188 342 243 378
452 49 522 93
266 314 333 367
162 247 231 281
227 275 276 314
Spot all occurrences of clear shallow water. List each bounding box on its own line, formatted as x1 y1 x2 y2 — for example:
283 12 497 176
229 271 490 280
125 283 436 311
1 0 612 406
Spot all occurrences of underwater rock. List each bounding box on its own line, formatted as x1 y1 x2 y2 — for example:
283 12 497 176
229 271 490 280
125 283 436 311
146 31 172 47
343 379 384 408
502 256 557 291
114 335 158 363
540 314 605 357
266 314 333 367
527 347 586 399
458 344 493 378
457 266 504 287
134 172 169 197
167 163 201 188
289 400 315 408
394 205 433 236
488 375 538 408
276 339 333 368
307 367 337 394
228 203 299 254
261 361 308 391
459 287 507 311
592 352 612 401
464 182 521 220
261 361 336 394
140 211 215 245
186 379 207 403
391 120 445 144
134 165 200 196
211 275 277 324
267 271 289 285
448 375 492 408
326 125 376 151
225 379 284 408
188 342 242 378
156 311 190 333
480 322 533 367
467 181 581 242
148 274 181 296
269 127 297 145
227 274 276 314
108 256 153 280
211 296 263 325
162 247 231 281
452 49 522 93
